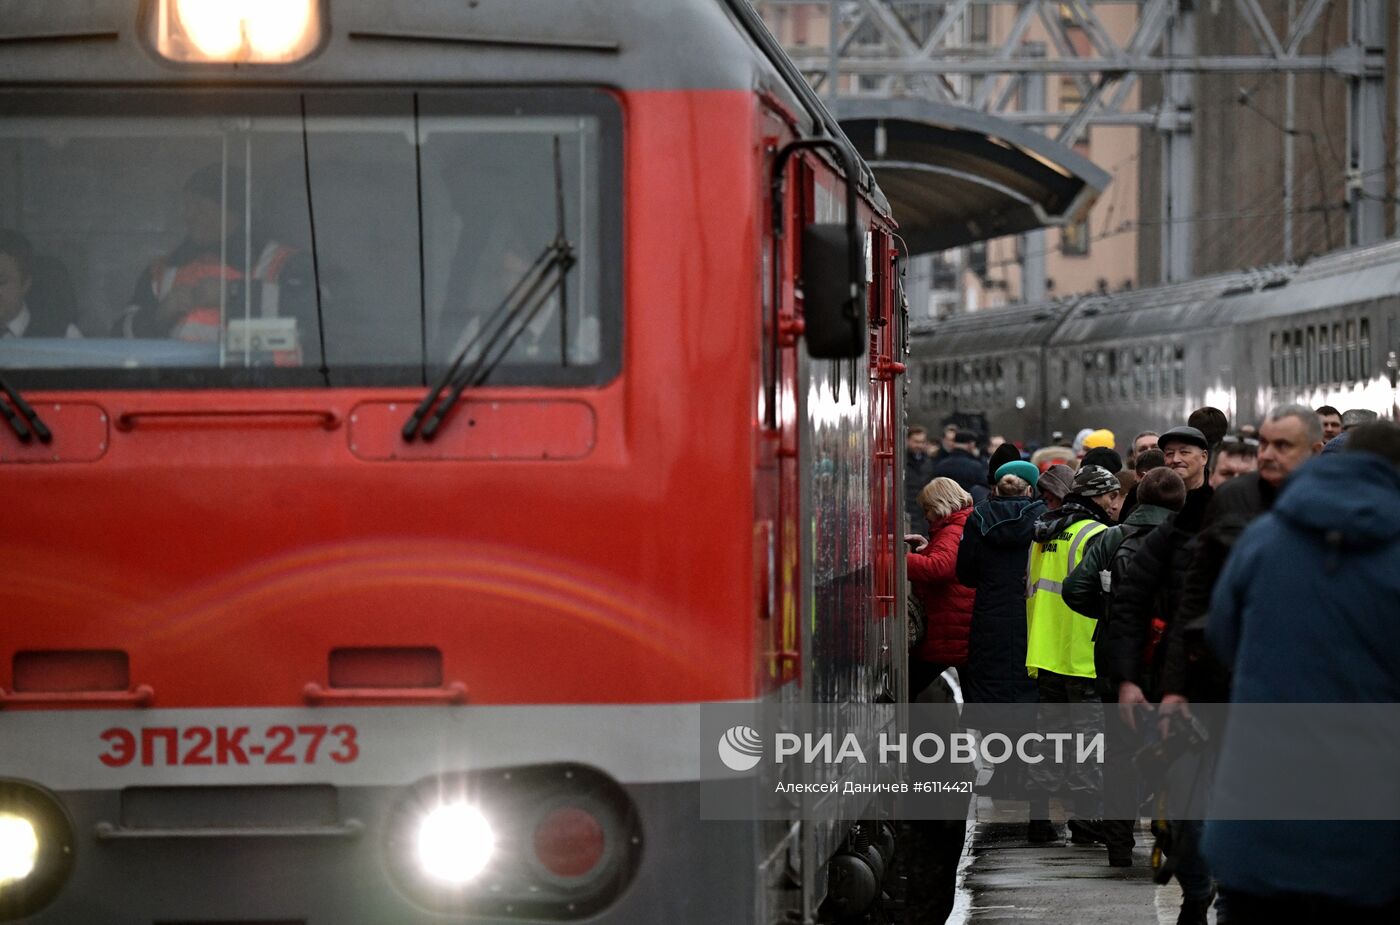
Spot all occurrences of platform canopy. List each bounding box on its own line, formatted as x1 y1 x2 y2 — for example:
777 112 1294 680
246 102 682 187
833 99 1109 255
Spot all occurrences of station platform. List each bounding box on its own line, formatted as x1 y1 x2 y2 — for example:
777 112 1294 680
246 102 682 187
948 797 1215 925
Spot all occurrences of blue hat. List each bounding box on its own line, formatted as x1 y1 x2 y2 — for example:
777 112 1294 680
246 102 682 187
995 460 1040 488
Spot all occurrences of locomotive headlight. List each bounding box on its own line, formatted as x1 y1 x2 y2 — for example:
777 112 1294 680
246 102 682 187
0 814 38 886
0 782 74 920
414 802 495 885
151 0 323 64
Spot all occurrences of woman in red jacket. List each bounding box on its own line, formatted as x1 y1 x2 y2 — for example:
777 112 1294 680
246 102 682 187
907 477 977 697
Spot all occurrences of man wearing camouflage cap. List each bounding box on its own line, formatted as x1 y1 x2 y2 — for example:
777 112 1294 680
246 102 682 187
1022 465 1122 844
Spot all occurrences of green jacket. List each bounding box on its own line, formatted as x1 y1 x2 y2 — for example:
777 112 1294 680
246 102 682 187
1063 503 1176 620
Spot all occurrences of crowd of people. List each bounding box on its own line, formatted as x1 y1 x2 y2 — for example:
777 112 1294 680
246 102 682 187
903 406 1400 925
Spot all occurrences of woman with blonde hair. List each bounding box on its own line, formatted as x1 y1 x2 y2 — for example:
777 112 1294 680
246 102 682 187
905 477 976 696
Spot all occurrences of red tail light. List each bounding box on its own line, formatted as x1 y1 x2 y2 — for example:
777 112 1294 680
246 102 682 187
385 764 641 919
533 806 606 879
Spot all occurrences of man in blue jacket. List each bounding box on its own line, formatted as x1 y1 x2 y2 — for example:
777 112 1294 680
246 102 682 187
1203 422 1400 923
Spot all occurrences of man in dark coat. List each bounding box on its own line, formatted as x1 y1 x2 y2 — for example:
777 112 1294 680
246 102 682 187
904 426 937 538
1100 426 1215 921
930 430 984 495
1159 404 1326 706
1064 467 1187 866
1203 423 1400 923
1103 406 1317 925
955 462 1043 800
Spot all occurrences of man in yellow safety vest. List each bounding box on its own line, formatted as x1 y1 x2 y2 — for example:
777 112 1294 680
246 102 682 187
1023 463 1122 845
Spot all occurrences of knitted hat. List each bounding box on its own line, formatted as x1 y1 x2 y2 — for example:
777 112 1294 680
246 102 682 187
1071 464 1121 498
986 442 1023 483
995 460 1040 489
1080 446 1123 473
1038 464 1074 499
1083 428 1115 450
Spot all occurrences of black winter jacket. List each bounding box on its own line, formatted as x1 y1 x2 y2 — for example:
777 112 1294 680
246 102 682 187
1158 472 1278 698
955 496 1044 708
931 449 986 496
1101 483 1213 694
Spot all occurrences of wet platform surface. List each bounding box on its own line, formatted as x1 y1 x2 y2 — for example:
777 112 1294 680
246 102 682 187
949 797 1218 924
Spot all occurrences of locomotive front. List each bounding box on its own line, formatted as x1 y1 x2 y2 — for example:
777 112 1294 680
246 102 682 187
0 0 895 921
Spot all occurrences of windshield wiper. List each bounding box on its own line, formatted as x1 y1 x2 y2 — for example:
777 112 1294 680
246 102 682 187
402 237 574 442
402 137 576 443
0 375 52 444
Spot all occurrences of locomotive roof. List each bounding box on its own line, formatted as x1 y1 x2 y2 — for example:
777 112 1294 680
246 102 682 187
0 0 783 92
0 0 888 212
913 238 1400 356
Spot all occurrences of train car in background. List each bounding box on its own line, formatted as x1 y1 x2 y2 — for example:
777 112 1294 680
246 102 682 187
909 241 1400 444
0 1 908 922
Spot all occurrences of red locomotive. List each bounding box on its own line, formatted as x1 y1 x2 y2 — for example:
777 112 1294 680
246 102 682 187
0 1 906 921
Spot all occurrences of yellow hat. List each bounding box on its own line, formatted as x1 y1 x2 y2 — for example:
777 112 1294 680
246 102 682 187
1083 428 1116 450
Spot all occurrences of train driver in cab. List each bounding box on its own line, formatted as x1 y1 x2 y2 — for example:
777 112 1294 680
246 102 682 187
0 229 81 338
114 164 311 359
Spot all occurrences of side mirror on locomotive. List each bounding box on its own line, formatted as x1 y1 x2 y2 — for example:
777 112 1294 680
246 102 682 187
774 138 868 361
801 222 866 359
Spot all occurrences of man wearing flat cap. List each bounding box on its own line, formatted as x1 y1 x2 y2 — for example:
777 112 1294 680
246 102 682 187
1342 408 1380 431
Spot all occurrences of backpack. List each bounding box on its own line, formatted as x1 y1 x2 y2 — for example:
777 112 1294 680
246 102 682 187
1108 522 1167 680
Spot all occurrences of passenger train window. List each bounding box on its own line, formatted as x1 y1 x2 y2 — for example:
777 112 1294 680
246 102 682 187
1293 328 1303 389
1346 320 1357 381
0 89 621 389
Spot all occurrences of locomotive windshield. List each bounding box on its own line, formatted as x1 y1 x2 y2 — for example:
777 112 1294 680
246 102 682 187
0 89 621 389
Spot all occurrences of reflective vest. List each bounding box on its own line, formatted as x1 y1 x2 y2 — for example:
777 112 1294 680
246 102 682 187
128 242 301 365
1025 517 1108 679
